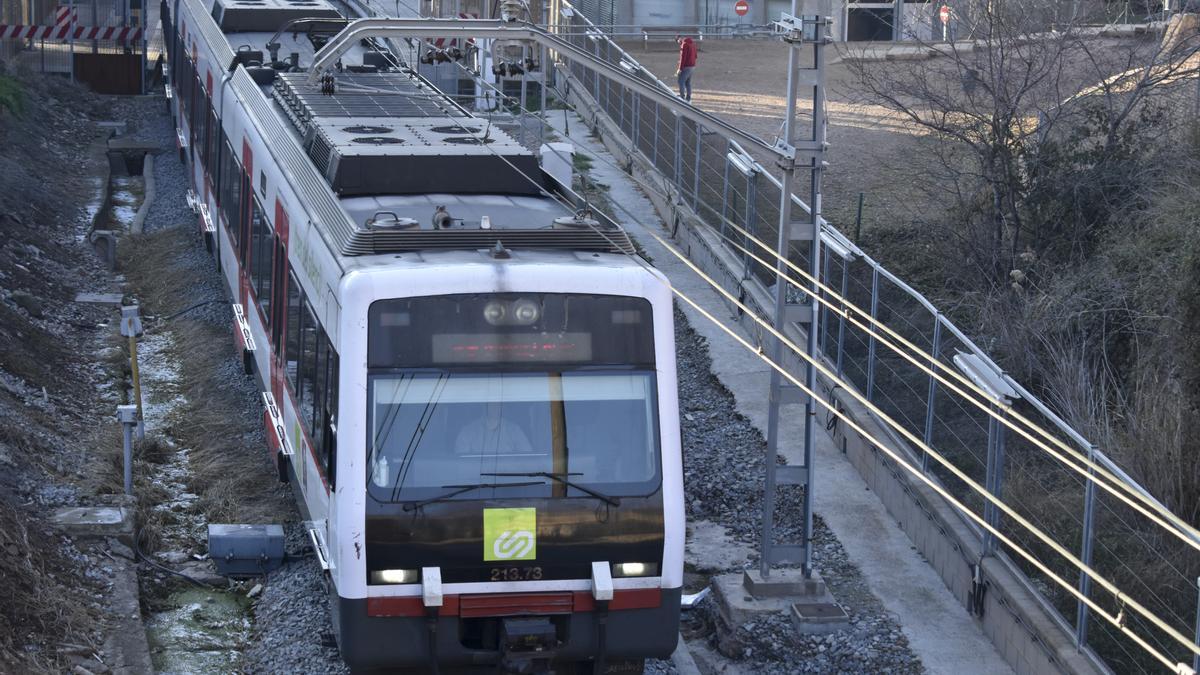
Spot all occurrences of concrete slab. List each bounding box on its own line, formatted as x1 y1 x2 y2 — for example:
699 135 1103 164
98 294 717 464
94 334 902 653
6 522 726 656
74 292 125 304
52 506 135 543
549 114 1013 675
743 569 827 598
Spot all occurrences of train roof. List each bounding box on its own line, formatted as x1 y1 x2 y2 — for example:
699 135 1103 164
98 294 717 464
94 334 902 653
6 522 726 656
185 0 637 263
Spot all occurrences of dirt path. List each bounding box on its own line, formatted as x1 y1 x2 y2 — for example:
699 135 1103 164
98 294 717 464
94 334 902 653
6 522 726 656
621 40 931 235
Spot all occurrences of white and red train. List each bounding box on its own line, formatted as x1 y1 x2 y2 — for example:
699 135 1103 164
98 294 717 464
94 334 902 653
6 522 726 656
162 0 683 670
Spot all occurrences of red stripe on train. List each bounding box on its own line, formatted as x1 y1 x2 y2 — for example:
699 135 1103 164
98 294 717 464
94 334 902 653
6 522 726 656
366 589 662 618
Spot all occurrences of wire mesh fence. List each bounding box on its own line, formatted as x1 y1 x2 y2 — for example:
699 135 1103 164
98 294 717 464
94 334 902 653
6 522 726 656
0 0 149 90
556 3 1200 670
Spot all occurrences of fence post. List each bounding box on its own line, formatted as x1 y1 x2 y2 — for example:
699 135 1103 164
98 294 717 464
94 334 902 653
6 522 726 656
592 39 600 102
1193 577 1200 673
1075 444 1098 649
983 413 1007 555
835 261 848 379
674 112 682 189
820 247 831 355
652 100 660 167
921 314 942 473
631 91 639 149
742 170 757 280
692 123 702 209
720 140 731 239
865 267 880 402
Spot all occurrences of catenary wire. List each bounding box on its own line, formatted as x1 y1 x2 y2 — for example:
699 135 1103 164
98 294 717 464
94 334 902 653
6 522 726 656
308 14 1200 668
379 67 1200 664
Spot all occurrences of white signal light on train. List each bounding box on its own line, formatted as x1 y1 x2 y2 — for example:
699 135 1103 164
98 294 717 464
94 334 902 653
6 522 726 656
612 562 658 577
512 299 540 324
483 301 507 325
370 569 419 584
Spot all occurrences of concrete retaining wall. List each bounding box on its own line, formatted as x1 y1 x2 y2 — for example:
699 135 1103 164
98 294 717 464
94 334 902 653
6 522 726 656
557 65 1108 675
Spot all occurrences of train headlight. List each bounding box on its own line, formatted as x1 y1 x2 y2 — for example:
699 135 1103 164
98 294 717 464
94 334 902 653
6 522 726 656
612 562 657 578
512 299 541 325
370 568 420 584
483 301 507 325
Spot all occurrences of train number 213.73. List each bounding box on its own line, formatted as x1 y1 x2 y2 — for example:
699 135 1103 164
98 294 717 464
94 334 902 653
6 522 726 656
490 566 544 581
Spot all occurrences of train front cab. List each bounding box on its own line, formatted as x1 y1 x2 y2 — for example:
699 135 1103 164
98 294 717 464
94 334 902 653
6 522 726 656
331 264 684 673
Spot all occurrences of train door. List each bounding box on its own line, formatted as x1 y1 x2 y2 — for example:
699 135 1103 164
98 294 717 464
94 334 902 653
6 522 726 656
270 202 290 406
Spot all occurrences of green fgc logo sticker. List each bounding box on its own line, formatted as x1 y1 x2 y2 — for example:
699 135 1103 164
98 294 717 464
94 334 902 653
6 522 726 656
483 508 537 561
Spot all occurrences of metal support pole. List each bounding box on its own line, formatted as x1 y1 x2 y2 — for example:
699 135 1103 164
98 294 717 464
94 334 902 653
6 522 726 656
539 37 547 148
865 267 879 401
800 14 827 577
921 315 942 473
519 49 529 147
760 6 826 581
117 405 138 495
120 305 145 439
1075 444 1098 648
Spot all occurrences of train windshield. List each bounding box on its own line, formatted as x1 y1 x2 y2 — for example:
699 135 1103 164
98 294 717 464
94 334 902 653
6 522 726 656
365 293 660 504
366 371 660 503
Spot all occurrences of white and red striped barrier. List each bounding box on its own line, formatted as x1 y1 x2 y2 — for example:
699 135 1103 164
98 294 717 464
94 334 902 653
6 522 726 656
0 23 144 41
0 4 144 43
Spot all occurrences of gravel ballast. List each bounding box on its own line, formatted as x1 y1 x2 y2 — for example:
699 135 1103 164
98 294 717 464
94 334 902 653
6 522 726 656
119 89 922 673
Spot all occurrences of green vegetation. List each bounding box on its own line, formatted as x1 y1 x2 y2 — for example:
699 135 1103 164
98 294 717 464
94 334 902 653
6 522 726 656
0 75 23 115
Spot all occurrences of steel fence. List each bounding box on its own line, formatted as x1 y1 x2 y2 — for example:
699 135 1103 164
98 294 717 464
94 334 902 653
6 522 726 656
0 0 148 88
556 3 1200 671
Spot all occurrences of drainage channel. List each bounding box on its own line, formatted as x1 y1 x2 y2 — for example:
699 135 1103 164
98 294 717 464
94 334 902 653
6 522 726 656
97 142 258 672
131 330 255 673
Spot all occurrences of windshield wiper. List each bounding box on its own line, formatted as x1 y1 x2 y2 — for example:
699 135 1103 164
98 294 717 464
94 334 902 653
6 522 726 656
482 472 621 507
401 481 543 511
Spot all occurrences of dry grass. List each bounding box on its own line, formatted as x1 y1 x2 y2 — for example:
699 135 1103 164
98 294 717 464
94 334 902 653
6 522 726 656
117 226 294 540
167 324 293 525
0 499 99 674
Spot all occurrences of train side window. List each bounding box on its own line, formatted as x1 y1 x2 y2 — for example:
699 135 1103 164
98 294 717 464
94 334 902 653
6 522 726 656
201 103 211 172
223 139 241 239
238 173 251 260
297 300 319 437
311 329 329 458
271 237 285 353
249 199 273 326
285 268 302 391
206 108 219 179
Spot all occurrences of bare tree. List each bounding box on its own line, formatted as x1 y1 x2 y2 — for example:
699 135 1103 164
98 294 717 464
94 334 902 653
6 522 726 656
844 0 1200 287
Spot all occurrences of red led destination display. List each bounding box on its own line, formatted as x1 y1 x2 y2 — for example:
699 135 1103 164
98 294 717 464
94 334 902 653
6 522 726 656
432 333 594 364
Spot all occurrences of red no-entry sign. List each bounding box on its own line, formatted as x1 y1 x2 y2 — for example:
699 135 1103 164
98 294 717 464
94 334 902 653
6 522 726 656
734 0 749 16
939 4 951 23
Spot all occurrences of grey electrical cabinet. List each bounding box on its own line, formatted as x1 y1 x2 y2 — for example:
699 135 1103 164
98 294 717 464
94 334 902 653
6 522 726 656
207 524 286 577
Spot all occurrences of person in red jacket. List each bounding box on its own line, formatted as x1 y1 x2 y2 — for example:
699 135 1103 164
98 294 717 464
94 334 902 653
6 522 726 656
675 35 697 102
